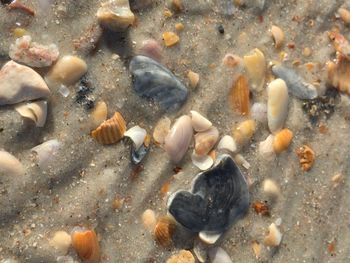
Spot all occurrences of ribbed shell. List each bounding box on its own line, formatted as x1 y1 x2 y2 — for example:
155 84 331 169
91 112 126 144
71 228 100 263
154 216 176 247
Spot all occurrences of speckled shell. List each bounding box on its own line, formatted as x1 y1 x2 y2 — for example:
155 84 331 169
154 216 176 247
71 228 100 263
91 112 126 144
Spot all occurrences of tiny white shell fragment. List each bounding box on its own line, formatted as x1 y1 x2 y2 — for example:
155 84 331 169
124 125 147 150
262 179 280 198
15 100 47 127
217 135 237 153
0 150 25 176
264 223 282 247
190 110 212 132
259 134 276 161
31 139 61 170
58 85 70 97
199 231 222 244
251 102 267 124
208 247 233 263
191 151 214 171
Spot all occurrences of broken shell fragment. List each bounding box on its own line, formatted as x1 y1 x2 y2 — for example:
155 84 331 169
193 240 208 262
251 102 267 124
49 231 72 253
153 116 171 145
71 227 100 263
262 179 280 198
198 231 222 244
0 150 25 176
166 250 195 263
259 135 276 161
167 155 249 233
267 78 289 134
338 7 350 24
222 53 243 68
264 223 282 247
97 0 135 31
91 112 126 144
194 127 219 156
139 39 163 62
154 216 176 247
31 139 61 170
229 74 250 115
272 64 318 100
217 135 237 153
243 48 266 91
47 55 87 86
164 115 193 163
162 32 180 47
191 152 214 171
270 25 284 49
327 54 350 95
208 247 233 263
142 209 157 232
131 141 150 164
328 31 350 56
187 70 199 88
90 101 108 130
190 110 212 132
15 100 47 127
232 119 256 145
124 125 147 150
273 128 293 153
296 145 315 171
0 60 50 105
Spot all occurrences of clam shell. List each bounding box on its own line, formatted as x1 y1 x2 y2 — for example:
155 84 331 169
338 7 350 24
71 227 100 263
90 101 107 130
166 250 195 263
327 54 350 95
124 125 147 150
267 78 289 133
49 231 72 253
167 155 249 233
232 119 256 145
142 209 157 231
217 135 237 153
0 150 25 176
273 128 293 153
153 116 171 145
194 126 219 156
190 110 212 132
264 223 282 247
208 247 233 263
229 74 250 115
91 112 126 144
251 102 267 124
198 231 222 244
270 25 284 49
15 100 47 127
164 115 193 163
191 152 214 171
243 48 266 91
31 139 61 170
259 135 276 161
154 216 176 247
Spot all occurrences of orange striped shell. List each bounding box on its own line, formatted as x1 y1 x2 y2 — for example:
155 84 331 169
91 112 126 144
71 228 100 263
154 216 176 247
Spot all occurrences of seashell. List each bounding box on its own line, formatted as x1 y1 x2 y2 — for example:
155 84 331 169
187 70 199 89
296 145 315 171
166 250 195 263
234 154 251 169
47 55 87 86
71 227 100 263
49 231 72 253
139 39 163 62
217 135 237 153
243 48 266 91
208 247 233 263
0 150 25 176
327 54 350 95
273 128 293 153
91 112 126 144
130 140 150 164
129 55 188 111
198 231 222 244
338 7 350 24
15 100 47 127
154 215 176 247
194 127 219 155
270 25 284 49
56 256 74 263
222 53 243 68
90 101 107 130
264 223 282 247
153 116 171 145
97 0 135 31
164 115 193 163
193 240 208 262
252 240 262 258
251 102 267 124
252 201 270 216
124 125 147 150
191 152 214 171
142 209 157 232
167 155 249 233
267 78 289 133
190 110 212 132
232 119 256 145
31 139 61 170
229 74 250 115
272 64 318 100
162 31 180 47
262 179 280 198
175 22 185 31
9 35 59 67
328 31 350 57
259 134 276 161
171 0 184 12
0 61 50 105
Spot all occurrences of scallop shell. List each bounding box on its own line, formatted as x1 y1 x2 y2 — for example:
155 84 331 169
90 101 107 130
273 128 293 153
124 125 147 150
0 150 25 176
264 223 282 247
267 78 289 134
270 25 284 49
327 54 350 95
91 112 126 144
167 155 249 233
194 126 219 156
191 152 214 171
217 135 237 153
71 227 100 263
15 100 47 127
190 110 212 132
154 216 176 247
229 75 250 115
208 247 233 263
243 48 266 91
31 139 61 170
232 119 256 146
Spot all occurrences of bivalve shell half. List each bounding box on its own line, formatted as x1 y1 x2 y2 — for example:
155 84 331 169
49 231 72 253
91 112 126 145
154 216 176 247
217 135 237 153
270 25 284 49
264 223 282 247
194 126 219 156
273 128 293 153
153 116 171 145
267 78 289 134
199 231 222 245
232 119 256 146
31 139 61 170
327 54 350 95
90 101 107 130
229 75 250 115
142 209 157 232
124 125 147 150
166 250 195 263
190 110 212 132
191 152 214 171
0 150 25 176
243 48 266 91
15 100 47 127
187 71 200 89
208 247 233 263
259 135 276 161
71 227 100 263
338 7 350 24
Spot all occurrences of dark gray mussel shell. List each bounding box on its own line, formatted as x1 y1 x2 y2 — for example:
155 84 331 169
129 55 188 111
130 143 149 165
167 155 249 233
272 64 318 100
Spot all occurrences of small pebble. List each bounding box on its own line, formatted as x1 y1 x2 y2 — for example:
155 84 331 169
217 24 225 34
175 22 184 31
187 70 199 88
163 31 180 47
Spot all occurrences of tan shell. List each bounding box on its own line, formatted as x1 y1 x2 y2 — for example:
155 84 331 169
153 116 171 145
338 7 350 24
194 127 219 156
262 179 280 198
166 250 195 263
190 110 212 132
0 150 25 176
327 55 350 95
232 119 256 146
90 101 107 130
273 128 293 153
71 228 100 263
271 25 284 49
243 49 266 91
91 112 126 144
49 231 72 253
15 100 47 127
163 32 180 47
264 223 282 247
154 216 176 247
142 209 157 232
187 70 200 88
229 74 250 115
296 145 315 171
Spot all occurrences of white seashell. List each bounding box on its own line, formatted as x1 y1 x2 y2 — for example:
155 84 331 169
243 48 266 91
267 78 289 134
208 247 233 263
0 60 50 105
194 127 219 156
264 223 282 247
190 110 212 132
0 150 25 176
251 102 267 124
124 125 147 150
259 134 276 161
262 179 280 198
217 135 237 153
15 100 47 127
31 139 61 170
198 231 222 244
191 151 214 171
164 115 193 163
56 256 74 263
